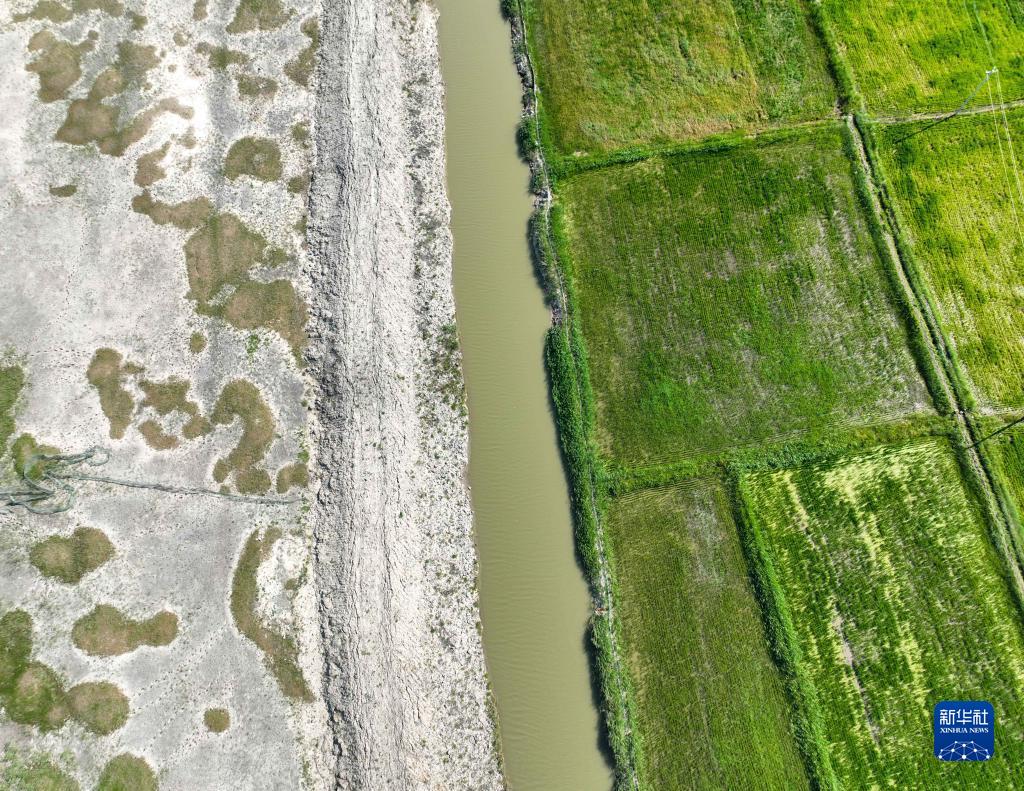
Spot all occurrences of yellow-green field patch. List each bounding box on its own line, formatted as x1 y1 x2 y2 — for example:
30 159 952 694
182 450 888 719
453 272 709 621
823 0 1024 116
741 440 1024 787
876 107 1024 409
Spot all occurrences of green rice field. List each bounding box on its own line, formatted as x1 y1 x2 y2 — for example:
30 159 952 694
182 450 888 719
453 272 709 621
524 0 836 156
608 480 808 790
742 440 1024 787
559 125 929 467
876 107 1024 409
823 0 1024 116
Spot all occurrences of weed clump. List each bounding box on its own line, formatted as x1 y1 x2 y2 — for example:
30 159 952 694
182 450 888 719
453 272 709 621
49 184 77 197
1 611 128 734
0 747 78 790
0 366 25 457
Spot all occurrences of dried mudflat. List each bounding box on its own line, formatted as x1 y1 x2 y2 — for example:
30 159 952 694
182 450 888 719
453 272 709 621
0 0 499 789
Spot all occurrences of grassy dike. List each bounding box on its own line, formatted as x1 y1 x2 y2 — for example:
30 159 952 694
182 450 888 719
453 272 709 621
503 2 640 787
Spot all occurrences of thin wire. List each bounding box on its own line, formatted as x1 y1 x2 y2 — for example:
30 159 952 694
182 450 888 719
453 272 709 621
0 447 298 515
890 70 994 145
967 412 1024 448
971 1 1024 248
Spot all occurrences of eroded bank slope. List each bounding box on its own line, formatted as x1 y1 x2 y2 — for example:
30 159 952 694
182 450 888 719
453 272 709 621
307 0 502 788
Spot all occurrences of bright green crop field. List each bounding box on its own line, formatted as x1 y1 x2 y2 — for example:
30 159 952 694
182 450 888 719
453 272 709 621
822 0 1024 116
876 107 1024 409
559 125 930 467
609 480 809 790
524 0 836 156
742 439 1024 788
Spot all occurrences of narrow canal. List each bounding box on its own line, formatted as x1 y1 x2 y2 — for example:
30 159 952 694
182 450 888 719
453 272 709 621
437 2 614 789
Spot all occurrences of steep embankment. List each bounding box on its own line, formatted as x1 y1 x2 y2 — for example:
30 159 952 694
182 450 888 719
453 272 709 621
307 1 502 788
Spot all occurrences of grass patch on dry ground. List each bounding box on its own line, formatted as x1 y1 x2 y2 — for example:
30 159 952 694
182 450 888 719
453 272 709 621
224 137 282 182
822 0 1024 116
608 480 808 790
740 439 1024 787
96 754 156 791
0 365 25 457
86 349 142 440
1 611 128 735
559 125 929 467
523 0 836 157
231 528 311 701
30 527 114 584
211 380 274 494
0 748 78 791
204 707 230 733
72 605 178 656
875 107 1024 409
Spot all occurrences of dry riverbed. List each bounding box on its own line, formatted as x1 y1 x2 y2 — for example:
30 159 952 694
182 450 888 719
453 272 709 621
0 0 500 788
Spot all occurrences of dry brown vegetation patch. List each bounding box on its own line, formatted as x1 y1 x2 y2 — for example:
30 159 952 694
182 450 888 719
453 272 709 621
86 348 142 440
226 0 289 34
132 190 215 230
72 605 178 657
14 1 74 22
30 527 114 584
49 184 77 197
140 376 211 439
97 754 156 791
134 143 169 186
224 137 282 182
25 31 91 103
195 42 250 70
284 17 318 87
210 379 274 493
203 707 230 732
67 681 128 735
221 280 308 359
237 73 277 98
184 213 269 302
275 462 308 494
56 97 192 157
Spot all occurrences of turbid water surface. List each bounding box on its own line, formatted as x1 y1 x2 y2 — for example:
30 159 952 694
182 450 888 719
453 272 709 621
437 2 614 789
